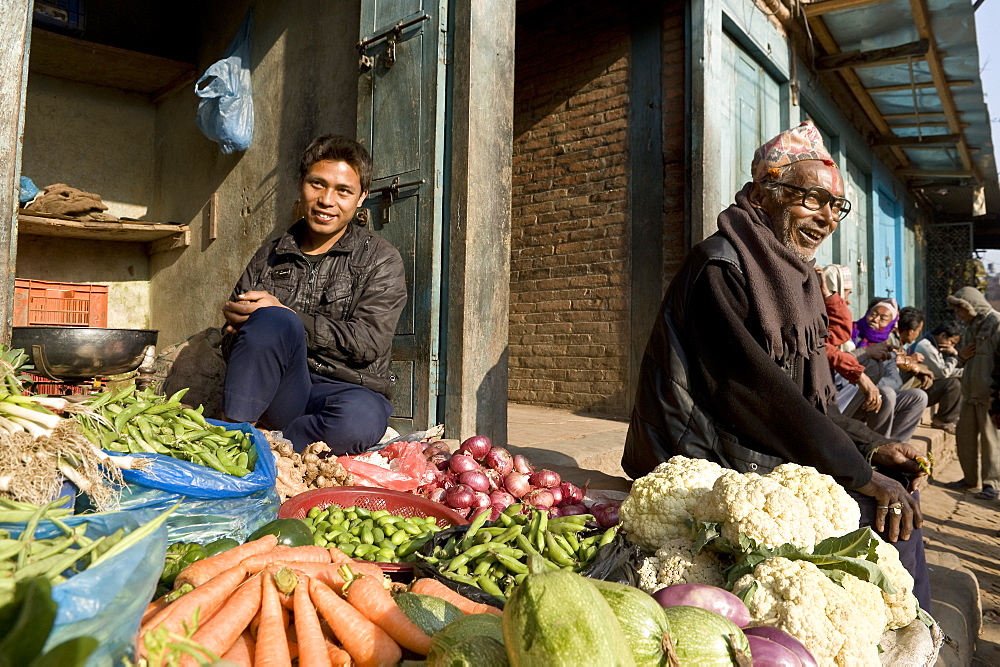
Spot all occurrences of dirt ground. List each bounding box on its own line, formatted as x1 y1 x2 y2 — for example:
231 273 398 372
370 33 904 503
921 454 1000 665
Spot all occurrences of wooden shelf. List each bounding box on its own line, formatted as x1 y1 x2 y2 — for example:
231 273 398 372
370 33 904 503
17 213 190 255
28 28 196 101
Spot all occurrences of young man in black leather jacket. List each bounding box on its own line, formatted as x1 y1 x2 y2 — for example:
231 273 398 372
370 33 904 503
221 135 407 454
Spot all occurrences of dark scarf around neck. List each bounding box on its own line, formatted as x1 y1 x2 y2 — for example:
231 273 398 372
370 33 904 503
715 184 835 410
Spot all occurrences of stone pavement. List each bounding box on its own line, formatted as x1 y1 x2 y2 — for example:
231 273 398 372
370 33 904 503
505 402 1000 666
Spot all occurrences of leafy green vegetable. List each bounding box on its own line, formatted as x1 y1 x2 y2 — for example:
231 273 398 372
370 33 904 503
0 576 97 667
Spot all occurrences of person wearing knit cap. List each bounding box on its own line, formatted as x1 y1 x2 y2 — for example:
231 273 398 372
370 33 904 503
945 286 1000 500
625 121 932 611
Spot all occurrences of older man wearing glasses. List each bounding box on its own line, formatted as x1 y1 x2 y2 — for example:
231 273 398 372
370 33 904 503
623 121 931 610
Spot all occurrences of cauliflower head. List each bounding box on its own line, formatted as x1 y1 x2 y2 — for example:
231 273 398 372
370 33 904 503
694 471 818 549
620 456 727 551
766 462 861 542
873 539 919 629
734 557 886 666
649 537 727 590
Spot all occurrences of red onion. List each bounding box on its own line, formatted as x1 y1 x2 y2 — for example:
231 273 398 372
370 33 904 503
548 507 563 518
530 469 561 489
593 503 620 527
484 446 514 475
427 487 447 504
503 471 531 498
489 504 507 521
472 491 491 510
512 454 534 475
425 440 451 454
430 453 450 471
489 490 516 509
449 453 480 474
559 482 584 505
423 444 450 459
523 488 555 509
458 435 492 461
483 469 504 491
445 484 476 509
560 504 588 516
548 485 564 506
459 470 490 493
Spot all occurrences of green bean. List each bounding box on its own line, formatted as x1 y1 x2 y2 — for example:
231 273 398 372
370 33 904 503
597 526 618 549
478 575 506 599
113 401 151 432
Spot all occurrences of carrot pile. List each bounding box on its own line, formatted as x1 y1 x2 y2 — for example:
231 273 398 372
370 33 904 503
137 535 495 666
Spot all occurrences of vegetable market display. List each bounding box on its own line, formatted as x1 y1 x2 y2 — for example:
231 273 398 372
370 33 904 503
73 385 258 477
622 455 934 666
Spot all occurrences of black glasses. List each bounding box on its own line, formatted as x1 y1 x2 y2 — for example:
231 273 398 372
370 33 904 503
773 182 851 220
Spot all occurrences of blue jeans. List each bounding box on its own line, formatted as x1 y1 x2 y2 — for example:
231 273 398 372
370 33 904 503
222 307 393 455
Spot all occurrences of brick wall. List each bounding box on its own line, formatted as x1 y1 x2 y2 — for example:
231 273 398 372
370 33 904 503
509 3 687 417
509 3 632 414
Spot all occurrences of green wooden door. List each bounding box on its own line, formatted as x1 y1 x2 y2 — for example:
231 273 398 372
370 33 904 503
842 159 870 319
720 34 780 216
357 0 448 432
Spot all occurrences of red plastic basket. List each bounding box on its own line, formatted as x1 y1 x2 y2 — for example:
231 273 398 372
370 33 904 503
278 486 468 576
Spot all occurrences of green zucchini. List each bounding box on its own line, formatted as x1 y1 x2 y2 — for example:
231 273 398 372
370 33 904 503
660 605 751 665
502 570 635 666
429 614 505 664
395 592 465 636
589 579 672 666
427 636 510 667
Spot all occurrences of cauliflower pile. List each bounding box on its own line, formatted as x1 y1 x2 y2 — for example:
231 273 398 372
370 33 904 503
734 557 887 666
695 470 820 550
638 538 728 592
619 456 726 551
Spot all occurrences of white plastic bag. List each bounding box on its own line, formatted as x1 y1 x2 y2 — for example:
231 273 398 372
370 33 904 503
195 11 253 154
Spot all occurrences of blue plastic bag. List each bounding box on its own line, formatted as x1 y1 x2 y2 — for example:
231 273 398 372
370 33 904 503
195 11 253 154
110 421 279 543
19 176 39 204
2 511 168 667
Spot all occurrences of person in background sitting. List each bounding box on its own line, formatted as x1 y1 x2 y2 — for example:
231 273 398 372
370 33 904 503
848 299 928 443
897 312 961 435
821 264 881 415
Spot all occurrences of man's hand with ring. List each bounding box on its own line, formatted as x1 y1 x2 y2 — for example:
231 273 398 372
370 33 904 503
856 471 921 541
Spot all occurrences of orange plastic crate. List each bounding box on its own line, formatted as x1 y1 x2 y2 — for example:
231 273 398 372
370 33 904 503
13 279 108 327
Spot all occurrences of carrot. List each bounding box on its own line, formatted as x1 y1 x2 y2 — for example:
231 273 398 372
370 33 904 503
222 631 255 665
282 561 385 592
310 578 401 667
345 572 432 655
183 573 263 665
409 577 503 615
175 534 278 588
293 574 332 667
241 545 331 572
328 546 353 563
141 596 168 626
142 562 250 639
256 572 292 667
325 637 352 667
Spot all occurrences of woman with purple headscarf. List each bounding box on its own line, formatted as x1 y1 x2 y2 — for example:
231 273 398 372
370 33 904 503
853 298 899 348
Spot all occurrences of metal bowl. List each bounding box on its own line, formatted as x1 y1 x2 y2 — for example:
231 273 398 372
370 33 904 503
10 327 158 381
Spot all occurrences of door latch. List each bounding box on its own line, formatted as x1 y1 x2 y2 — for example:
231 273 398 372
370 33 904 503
357 13 429 70
368 177 425 225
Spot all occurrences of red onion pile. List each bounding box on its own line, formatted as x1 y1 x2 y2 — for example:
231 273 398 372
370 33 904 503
413 435 621 525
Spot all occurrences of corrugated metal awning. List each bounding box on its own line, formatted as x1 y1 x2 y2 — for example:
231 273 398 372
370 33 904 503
803 0 1000 245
